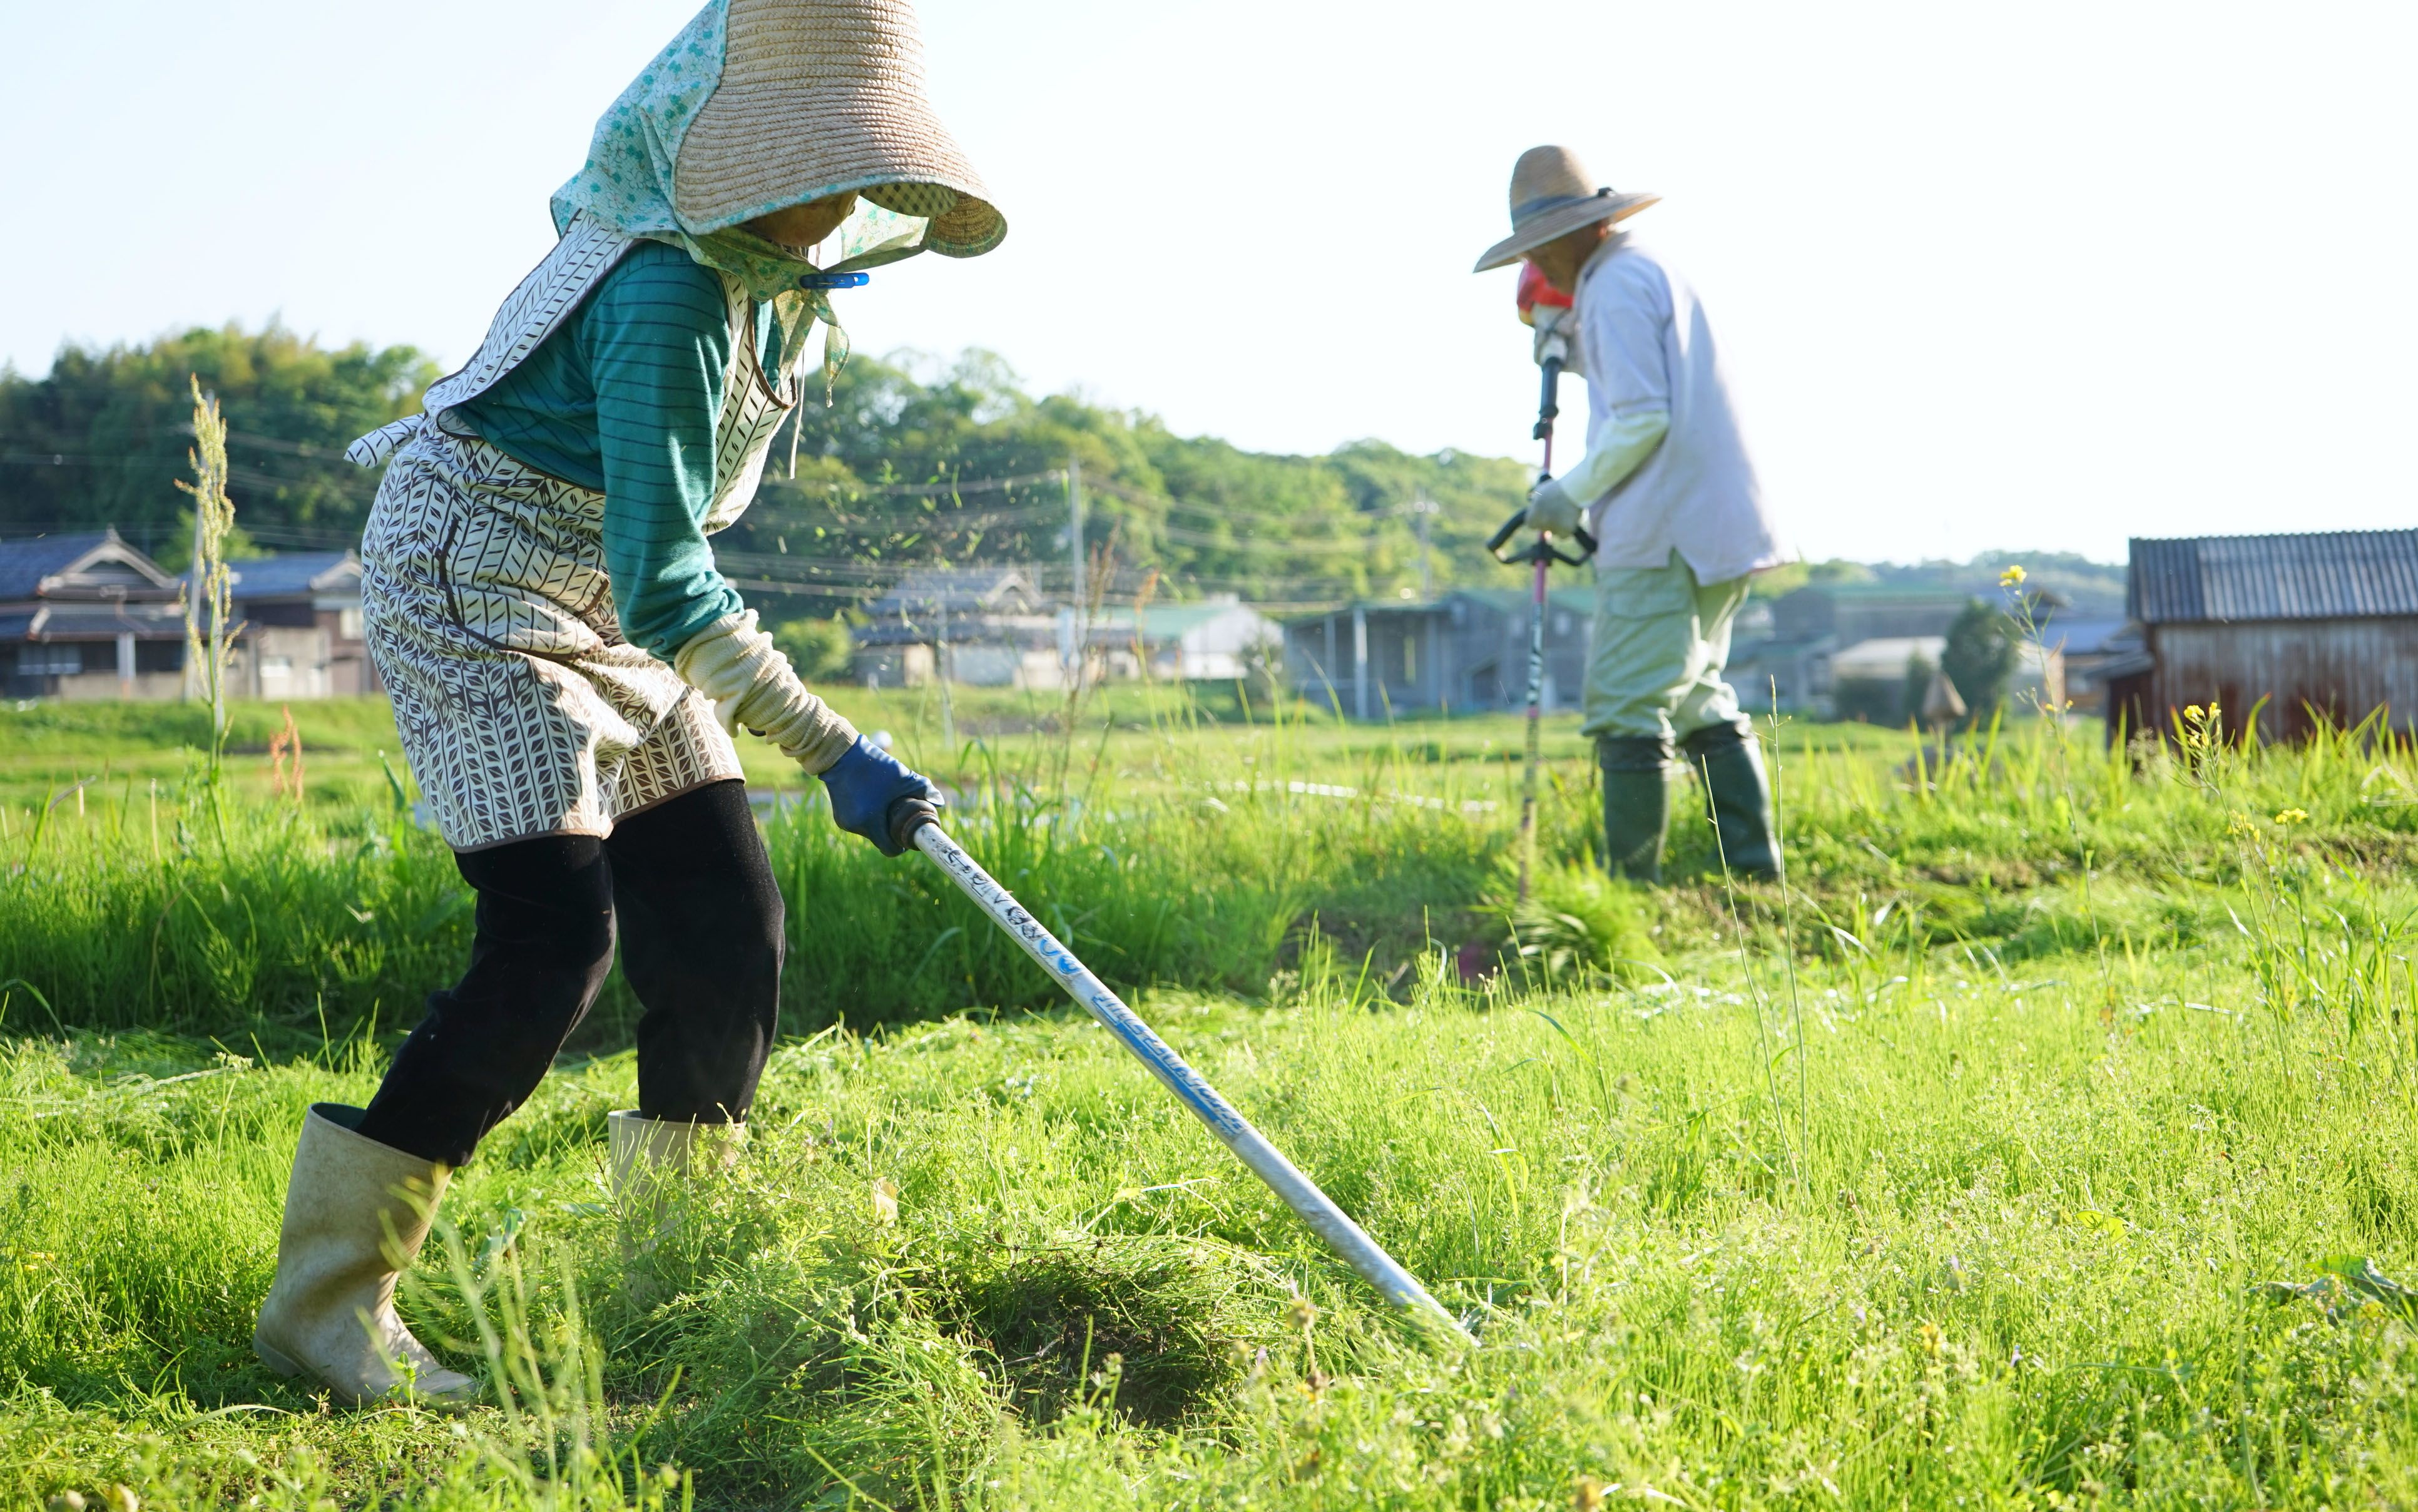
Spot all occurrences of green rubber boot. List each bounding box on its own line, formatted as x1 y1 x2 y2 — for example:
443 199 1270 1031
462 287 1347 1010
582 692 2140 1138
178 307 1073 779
1596 735 1673 883
1681 720 1782 880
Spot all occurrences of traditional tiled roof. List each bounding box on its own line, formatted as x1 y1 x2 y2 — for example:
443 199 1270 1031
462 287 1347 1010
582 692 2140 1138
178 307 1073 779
0 531 120 599
223 551 360 600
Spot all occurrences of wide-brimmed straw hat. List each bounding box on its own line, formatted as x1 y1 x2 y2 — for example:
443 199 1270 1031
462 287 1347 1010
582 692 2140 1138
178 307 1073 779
675 0 1004 257
1471 146 1658 273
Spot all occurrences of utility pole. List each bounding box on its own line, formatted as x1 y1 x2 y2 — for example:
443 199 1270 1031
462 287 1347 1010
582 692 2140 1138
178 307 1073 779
935 592 956 751
1410 494 1440 600
183 506 203 701
1065 457 1086 688
1352 605 1369 722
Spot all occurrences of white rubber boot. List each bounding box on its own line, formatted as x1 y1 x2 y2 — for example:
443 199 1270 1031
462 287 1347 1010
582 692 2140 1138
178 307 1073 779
610 1111 744 1309
252 1104 480 1409
609 1109 747 1193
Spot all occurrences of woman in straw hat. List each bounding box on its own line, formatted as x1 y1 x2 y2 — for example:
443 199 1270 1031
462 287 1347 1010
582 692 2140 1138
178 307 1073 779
1476 146 1787 885
251 0 1004 1407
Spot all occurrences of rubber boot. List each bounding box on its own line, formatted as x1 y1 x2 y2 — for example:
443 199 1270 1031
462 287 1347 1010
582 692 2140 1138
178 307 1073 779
610 1111 744 1309
1596 735 1673 883
253 1105 480 1409
1682 720 1782 881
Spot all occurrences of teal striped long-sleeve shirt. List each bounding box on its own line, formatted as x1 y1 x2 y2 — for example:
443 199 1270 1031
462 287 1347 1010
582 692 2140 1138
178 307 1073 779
454 240 783 660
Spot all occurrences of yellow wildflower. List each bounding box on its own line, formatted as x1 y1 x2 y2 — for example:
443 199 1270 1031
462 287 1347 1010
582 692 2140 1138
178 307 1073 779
2275 808 2309 826
1999 564 2028 587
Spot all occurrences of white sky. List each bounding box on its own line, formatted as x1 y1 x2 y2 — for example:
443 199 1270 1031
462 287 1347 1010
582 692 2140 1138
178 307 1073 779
3 1 2411 563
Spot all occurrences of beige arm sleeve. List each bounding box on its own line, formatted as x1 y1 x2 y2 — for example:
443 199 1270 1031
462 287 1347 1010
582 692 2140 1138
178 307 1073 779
672 611 860 775
1560 409 1671 506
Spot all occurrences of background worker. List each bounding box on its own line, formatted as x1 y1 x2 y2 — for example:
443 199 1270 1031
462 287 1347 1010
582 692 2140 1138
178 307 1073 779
250 0 1004 1409
1475 146 1788 882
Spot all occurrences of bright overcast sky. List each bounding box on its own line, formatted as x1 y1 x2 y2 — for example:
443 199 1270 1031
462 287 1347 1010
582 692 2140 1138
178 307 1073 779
3 1 2411 564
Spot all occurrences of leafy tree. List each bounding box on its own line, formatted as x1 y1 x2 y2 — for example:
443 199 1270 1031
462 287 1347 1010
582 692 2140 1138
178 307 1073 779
773 615 855 682
1899 646 1939 725
1939 599 2018 725
0 323 438 557
742 349 1534 613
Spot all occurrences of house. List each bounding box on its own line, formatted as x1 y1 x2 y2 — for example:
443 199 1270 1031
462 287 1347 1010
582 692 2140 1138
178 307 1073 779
2109 529 2418 743
222 551 379 698
1725 633 1834 717
0 530 188 700
852 566 1064 688
2030 612 2133 714
1 533 382 702
1281 588 1591 718
1825 635 2064 724
1080 596 1278 682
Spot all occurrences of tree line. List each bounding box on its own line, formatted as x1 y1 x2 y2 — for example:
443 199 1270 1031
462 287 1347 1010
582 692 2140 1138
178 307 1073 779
0 324 1536 611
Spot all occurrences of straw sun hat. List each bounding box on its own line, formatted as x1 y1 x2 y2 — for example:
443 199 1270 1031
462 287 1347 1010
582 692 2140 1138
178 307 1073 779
602 0 1005 258
1471 146 1658 273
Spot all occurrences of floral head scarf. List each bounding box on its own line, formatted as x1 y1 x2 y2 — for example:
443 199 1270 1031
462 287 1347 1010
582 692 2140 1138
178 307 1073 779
548 2 962 401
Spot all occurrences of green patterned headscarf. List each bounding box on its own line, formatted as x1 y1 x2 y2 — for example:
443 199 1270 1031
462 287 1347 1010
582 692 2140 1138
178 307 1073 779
548 1 949 401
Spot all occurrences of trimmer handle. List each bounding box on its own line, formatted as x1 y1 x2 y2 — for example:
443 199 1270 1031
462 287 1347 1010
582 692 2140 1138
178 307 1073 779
1486 506 1598 567
886 794 941 854
1484 508 1525 558
1531 355 1563 442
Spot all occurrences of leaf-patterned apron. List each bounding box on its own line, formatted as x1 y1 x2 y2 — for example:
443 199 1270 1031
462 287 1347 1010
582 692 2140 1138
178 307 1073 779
350 215 798 850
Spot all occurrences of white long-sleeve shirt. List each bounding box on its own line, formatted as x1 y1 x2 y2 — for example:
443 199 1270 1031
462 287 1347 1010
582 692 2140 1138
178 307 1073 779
1568 235 1785 583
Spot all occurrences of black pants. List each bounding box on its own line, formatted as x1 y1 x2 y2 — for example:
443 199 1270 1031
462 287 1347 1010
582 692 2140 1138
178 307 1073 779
357 780 783 1167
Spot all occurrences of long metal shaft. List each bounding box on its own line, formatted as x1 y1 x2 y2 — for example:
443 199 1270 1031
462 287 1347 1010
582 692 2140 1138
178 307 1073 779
910 820 1474 1344
1517 405 1558 904
1518 555 1546 904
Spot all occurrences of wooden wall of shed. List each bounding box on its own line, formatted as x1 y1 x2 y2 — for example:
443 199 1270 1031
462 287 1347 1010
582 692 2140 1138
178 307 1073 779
2150 618 2418 740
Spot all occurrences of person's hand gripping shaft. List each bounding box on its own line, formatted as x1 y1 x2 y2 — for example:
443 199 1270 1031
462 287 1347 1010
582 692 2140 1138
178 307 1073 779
675 610 940 853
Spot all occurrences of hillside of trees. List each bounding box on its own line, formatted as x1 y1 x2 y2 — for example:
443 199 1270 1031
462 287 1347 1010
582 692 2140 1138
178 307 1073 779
0 325 1536 611
1750 553 2128 617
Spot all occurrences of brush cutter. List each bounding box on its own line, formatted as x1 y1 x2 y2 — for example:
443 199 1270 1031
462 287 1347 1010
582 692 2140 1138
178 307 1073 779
1485 264 1597 904
883 797 1475 1346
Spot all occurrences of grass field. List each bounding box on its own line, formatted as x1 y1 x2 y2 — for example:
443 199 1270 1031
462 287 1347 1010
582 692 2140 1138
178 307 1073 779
10 690 2418 1509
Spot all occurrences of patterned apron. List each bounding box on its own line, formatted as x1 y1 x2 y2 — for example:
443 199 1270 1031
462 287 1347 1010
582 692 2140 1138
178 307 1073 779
349 216 799 850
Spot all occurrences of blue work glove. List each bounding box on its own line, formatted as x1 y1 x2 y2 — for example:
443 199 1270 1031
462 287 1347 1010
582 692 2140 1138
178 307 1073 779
818 737 940 856
1523 476 1584 535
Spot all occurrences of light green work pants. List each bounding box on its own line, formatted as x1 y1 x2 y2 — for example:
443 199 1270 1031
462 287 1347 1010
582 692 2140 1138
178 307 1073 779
1581 550 1753 741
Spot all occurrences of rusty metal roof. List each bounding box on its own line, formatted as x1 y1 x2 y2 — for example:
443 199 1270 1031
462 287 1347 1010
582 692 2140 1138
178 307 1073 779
2128 530 2418 624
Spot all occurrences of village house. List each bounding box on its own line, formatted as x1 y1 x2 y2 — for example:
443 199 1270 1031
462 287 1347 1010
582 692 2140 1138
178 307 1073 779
1281 588 1591 718
0 531 376 702
1079 596 1278 683
851 566 1063 688
1824 634 2065 725
0 529 188 700
218 551 380 699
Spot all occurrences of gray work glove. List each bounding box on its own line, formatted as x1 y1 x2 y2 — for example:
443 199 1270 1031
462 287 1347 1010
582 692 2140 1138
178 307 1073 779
1523 476 1584 535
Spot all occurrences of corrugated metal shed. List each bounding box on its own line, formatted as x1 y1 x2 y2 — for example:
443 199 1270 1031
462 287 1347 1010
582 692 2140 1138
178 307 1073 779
2128 529 2418 624
2114 529 2418 743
